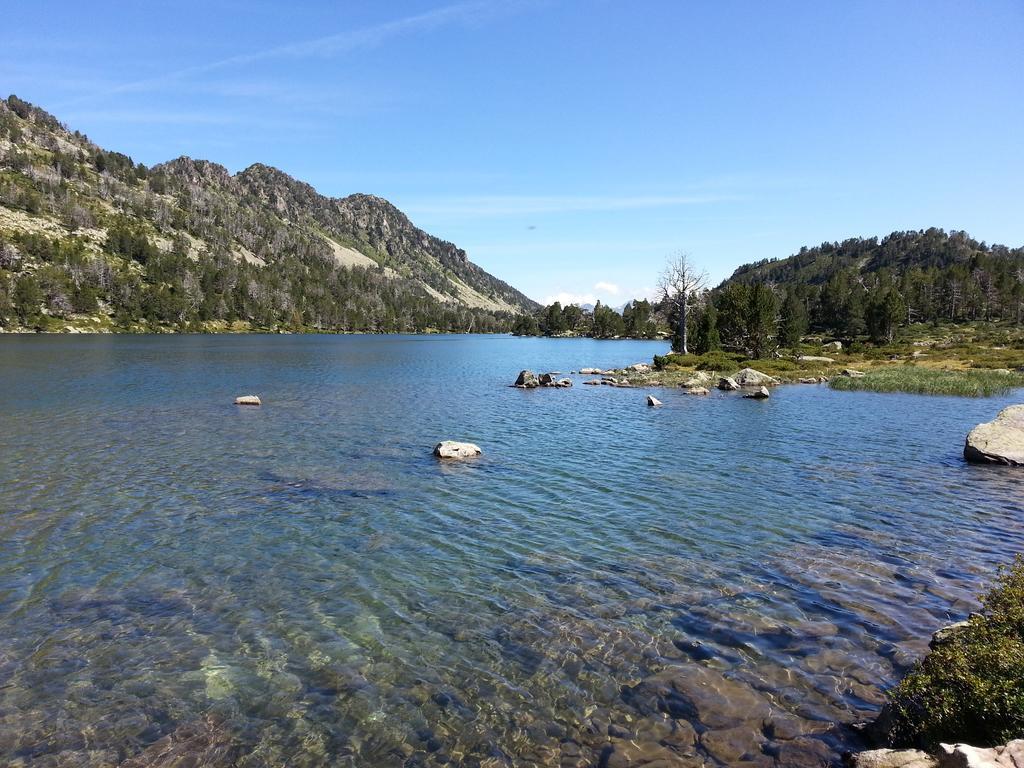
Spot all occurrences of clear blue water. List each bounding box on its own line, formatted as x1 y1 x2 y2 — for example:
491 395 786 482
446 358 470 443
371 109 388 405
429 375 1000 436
0 334 1022 767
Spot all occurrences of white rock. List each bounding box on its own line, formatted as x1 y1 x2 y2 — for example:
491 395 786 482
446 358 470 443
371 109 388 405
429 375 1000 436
964 404 1024 466
433 441 482 459
733 368 780 387
849 748 937 768
744 386 771 399
234 395 261 406
685 387 710 396
647 395 662 407
938 740 1024 768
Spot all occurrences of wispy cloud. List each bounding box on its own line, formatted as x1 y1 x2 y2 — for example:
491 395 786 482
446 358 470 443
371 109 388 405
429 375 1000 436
56 1 500 106
406 193 739 219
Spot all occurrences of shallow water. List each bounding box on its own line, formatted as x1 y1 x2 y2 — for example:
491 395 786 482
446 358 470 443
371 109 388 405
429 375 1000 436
0 334 1021 768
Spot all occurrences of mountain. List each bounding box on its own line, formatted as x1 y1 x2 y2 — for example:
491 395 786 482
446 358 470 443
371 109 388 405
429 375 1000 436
0 95 536 332
715 228 1024 338
723 228 1023 290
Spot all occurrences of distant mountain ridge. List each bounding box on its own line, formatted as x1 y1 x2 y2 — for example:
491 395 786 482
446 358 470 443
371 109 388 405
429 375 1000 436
0 95 536 332
721 228 1023 289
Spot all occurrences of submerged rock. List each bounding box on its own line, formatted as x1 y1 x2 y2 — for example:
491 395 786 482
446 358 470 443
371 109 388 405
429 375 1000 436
964 405 1024 466
514 370 539 388
647 395 662 407
733 368 780 387
234 395 261 406
433 441 482 459
744 386 771 399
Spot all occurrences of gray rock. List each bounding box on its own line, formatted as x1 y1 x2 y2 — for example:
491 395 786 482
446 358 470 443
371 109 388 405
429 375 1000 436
938 740 1024 768
842 368 866 378
929 620 971 649
824 340 843 351
847 748 937 768
514 370 539 388
556 378 573 388
797 355 835 363
798 377 819 384
744 386 771 399
734 368 780 387
583 379 602 385
718 376 740 391
628 362 652 372
647 395 662 407
234 395 261 406
538 372 556 386
580 367 602 374
681 371 714 388
433 441 482 459
964 404 1024 466
685 386 710 396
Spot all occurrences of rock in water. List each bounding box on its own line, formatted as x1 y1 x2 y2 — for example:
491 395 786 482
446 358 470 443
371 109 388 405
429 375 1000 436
433 441 482 459
538 372 556 386
717 377 740 391
234 395 261 406
686 386 710 395
744 386 770 399
580 367 602 374
647 395 662 407
514 370 539 388
964 404 1024 466
733 368 780 387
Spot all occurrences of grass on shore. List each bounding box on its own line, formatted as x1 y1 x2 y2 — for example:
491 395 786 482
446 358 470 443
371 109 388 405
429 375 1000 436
829 366 1024 397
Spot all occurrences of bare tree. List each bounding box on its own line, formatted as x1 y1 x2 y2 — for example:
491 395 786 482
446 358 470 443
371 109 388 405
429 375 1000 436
659 253 707 354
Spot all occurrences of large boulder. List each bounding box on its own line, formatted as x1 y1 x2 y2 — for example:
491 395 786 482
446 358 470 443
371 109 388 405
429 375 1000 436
938 740 1024 768
434 441 482 459
847 749 937 768
718 377 740 391
824 340 843 351
538 372 556 386
743 386 771 399
964 405 1024 466
686 386 710 396
733 368 780 387
234 395 261 406
514 370 539 388
681 371 714 388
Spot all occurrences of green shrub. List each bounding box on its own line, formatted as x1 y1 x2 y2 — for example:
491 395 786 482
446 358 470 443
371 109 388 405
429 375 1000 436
695 352 747 371
886 556 1024 749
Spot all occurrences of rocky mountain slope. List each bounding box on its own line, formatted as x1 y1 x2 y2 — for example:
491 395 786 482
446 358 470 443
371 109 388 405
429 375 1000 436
0 95 536 332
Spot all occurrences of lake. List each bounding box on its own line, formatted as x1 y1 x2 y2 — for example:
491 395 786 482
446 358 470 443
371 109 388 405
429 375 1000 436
1 334 1022 767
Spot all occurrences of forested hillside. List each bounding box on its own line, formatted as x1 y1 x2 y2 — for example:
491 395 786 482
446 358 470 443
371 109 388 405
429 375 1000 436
0 95 536 333
649 229 1024 357
722 229 1024 336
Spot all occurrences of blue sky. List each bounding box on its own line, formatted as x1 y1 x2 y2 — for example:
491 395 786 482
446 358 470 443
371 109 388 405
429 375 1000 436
4 1 1023 304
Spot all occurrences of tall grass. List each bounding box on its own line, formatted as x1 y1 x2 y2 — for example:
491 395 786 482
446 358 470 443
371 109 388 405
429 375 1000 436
830 366 1024 397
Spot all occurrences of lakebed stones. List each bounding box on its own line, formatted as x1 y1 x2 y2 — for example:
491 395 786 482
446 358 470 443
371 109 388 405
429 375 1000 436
646 395 662 407
964 404 1024 466
433 441 482 459
234 395 261 406
744 386 771 399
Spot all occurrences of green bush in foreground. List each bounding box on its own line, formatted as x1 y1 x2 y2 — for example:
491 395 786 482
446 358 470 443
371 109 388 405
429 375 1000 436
887 556 1024 749
830 366 1024 397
